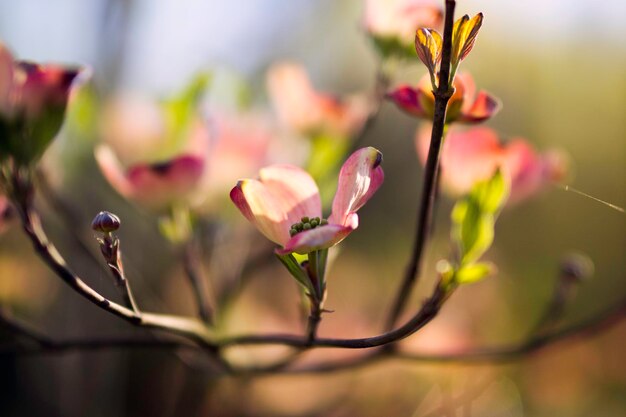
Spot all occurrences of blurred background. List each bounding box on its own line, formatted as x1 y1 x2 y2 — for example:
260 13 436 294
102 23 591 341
0 0 624 416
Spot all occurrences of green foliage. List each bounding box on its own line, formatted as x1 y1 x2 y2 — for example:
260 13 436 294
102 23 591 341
158 72 211 161
445 170 509 286
371 35 416 60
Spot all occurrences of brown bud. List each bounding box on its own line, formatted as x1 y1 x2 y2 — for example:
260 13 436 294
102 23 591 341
91 211 120 233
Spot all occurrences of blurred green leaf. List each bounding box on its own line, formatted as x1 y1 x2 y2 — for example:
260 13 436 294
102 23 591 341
454 262 495 284
159 72 211 160
473 169 509 214
451 170 509 265
371 35 416 60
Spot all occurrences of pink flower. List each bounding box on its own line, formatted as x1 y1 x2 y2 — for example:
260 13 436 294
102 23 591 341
0 42 83 163
95 94 210 209
266 62 371 139
387 72 500 124
200 110 278 208
363 0 443 53
417 125 568 203
230 147 384 255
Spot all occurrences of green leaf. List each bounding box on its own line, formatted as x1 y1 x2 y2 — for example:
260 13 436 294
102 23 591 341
473 169 509 215
454 262 494 284
157 72 212 161
275 253 315 296
451 170 508 265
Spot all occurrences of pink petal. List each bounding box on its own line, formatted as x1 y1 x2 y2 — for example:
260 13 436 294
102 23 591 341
15 61 80 120
230 165 322 246
455 72 476 113
266 61 370 137
500 139 546 203
95 145 134 198
329 147 384 226
99 94 167 166
416 125 502 195
125 155 205 207
459 90 502 123
276 223 354 255
386 85 432 119
266 62 320 134
363 0 443 44
259 165 322 228
231 179 289 245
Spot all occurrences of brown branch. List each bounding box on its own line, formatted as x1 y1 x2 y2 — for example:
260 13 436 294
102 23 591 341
12 191 224 356
1 295 623 379
182 237 214 324
385 0 457 330
219 282 450 349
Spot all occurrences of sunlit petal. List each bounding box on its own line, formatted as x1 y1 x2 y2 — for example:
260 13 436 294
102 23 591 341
329 147 384 226
459 90 502 123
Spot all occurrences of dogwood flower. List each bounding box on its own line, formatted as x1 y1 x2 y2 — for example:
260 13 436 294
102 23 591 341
416 125 568 203
0 42 83 164
95 92 210 209
266 62 371 139
230 147 384 255
387 72 500 124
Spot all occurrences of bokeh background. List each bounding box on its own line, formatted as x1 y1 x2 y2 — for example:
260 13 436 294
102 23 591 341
0 0 624 416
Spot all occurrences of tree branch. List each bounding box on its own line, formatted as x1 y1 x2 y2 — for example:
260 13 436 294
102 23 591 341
385 0 457 330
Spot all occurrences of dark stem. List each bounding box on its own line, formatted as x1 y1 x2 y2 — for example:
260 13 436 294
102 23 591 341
104 248 141 315
306 299 322 344
182 237 214 324
385 0 457 330
220 281 450 349
8 178 228 365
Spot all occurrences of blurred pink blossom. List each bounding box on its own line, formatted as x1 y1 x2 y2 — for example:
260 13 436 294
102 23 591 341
363 0 443 47
95 94 210 209
230 147 384 255
200 110 277 208
266 62 371 139
417 125 568 203
0 41 84 163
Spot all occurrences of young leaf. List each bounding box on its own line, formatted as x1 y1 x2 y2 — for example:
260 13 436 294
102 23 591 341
455 262 494 284
451 170 509 265
275 253 315 296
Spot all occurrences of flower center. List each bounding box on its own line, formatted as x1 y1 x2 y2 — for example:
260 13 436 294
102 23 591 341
289 216 328 237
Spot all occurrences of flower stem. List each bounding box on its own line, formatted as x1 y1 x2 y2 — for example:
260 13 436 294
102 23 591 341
385 0 457 331
182 237 214 325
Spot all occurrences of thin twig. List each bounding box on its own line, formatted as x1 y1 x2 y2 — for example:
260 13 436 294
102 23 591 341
182 237 214 324
219 282 450 349
385 0 457 330
105 258 141 315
